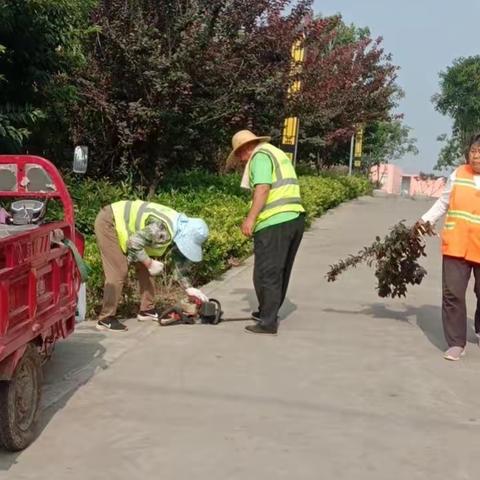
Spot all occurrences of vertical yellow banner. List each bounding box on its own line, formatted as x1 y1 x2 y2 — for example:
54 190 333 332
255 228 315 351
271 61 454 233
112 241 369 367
281 34 305 164
282 117 299 146
354 126 364 159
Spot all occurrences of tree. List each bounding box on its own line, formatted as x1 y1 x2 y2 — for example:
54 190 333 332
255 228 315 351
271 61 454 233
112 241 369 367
71 0 314 191
0 0 95 154
432 55 480 169
0 1 402 180
0 42 45 150
363 119 418 170
295 15 400 167
71 2 403 187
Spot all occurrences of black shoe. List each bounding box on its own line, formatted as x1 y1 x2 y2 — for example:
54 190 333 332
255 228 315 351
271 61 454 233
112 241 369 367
252 312 279 323
245 324 278 335
137 309 159 322
96 318 128 332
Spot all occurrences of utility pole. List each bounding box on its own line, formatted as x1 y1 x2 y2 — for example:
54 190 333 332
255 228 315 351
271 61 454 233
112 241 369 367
348 134 354 176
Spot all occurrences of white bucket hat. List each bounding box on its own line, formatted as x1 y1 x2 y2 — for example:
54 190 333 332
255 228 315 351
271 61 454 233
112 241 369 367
173 214 209 262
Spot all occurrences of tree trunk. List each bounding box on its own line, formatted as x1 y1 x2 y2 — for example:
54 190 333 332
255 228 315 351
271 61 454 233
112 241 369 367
146 159 166 199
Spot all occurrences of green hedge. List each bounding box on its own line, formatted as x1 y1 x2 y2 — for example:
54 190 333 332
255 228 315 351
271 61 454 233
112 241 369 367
66 172 372 317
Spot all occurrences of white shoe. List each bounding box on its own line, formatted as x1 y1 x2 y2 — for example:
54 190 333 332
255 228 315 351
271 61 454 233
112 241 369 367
137 310 159 322
443 346 465 361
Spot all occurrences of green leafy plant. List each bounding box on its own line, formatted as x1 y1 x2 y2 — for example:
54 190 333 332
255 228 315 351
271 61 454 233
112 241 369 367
0 0 96 155
0 104 45 150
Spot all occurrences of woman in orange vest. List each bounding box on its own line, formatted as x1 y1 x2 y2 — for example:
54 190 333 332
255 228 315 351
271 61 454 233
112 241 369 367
418 133 480 360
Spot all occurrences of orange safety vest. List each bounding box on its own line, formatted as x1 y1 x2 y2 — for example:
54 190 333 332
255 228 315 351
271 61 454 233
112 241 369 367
442 164 480 262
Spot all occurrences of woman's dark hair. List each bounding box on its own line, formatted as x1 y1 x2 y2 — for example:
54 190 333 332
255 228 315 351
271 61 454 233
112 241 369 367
465 132 480 159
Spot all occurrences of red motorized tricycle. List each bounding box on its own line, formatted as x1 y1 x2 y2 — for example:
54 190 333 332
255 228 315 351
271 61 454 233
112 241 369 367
0 155 85 451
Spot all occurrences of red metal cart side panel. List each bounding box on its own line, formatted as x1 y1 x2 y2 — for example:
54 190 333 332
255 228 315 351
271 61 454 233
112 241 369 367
0 155 81 380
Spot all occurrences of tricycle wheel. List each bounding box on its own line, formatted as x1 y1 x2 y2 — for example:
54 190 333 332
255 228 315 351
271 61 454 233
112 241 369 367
0 344 42 451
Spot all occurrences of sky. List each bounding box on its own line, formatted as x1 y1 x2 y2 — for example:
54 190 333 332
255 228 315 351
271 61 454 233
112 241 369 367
313 0 480 173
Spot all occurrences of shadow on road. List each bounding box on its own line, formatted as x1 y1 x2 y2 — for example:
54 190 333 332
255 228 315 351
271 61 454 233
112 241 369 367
323 303 479 352
0 330 107 472
233 287 298 322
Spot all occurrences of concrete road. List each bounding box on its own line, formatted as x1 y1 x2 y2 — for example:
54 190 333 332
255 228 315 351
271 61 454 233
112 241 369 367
2 195 480 480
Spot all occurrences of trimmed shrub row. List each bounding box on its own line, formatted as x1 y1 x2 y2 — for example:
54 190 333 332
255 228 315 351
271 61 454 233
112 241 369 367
66 172 372 317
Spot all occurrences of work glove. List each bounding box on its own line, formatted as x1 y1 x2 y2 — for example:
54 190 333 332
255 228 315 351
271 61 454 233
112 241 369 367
186 287 209 303
148 260 164 276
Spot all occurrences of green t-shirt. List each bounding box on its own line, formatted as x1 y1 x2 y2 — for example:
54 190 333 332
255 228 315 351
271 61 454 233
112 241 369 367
250 151 300 232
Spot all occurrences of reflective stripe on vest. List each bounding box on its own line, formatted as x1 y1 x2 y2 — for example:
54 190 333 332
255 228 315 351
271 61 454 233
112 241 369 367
111 200 178 257
262 197 303 212
442 164 480 262
248 143 304 224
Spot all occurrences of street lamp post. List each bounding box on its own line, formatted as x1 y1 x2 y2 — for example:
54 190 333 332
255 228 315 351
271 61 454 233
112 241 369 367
348 134 354 176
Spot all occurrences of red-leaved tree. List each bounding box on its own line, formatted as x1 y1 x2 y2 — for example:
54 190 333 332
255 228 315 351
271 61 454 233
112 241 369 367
70 0 400 187
292 16 400 165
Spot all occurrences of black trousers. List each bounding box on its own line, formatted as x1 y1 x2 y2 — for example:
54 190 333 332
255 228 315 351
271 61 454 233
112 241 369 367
442 255 480 347
253 214 305 328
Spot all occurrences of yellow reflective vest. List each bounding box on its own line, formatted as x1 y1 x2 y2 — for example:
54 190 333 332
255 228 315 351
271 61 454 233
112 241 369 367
247 143 305 225
111 200 178 258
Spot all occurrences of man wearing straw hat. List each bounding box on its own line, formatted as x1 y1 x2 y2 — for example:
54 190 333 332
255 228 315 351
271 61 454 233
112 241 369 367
227 130 305 335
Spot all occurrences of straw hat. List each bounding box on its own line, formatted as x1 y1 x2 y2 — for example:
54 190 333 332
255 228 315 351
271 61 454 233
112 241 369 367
226 130 271 166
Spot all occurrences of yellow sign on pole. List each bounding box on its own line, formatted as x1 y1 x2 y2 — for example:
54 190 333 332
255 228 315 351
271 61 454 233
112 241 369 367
281 117 299 162
282 117 299 146
281 34 305 164
291 38 305 63
354 125 364 159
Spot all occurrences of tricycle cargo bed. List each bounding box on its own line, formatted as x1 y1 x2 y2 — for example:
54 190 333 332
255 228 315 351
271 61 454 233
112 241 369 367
0 221 78 375
0 155 84 375
0 154 84 451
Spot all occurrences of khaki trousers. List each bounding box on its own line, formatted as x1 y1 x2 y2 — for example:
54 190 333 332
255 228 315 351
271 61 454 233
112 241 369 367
94 206 155 321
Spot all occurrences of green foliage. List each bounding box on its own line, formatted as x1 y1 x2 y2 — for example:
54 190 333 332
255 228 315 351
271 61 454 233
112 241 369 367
362 119 418 169
160 170 245 197
69 171 371 317
0 0 96 154
432 55 480 169
434 133 465 171
330 20 371 46
66 175 144 235
0 104 45 150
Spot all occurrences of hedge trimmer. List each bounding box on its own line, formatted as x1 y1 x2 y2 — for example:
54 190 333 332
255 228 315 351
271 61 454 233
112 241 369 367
158 295 223 326
326 221 436 298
